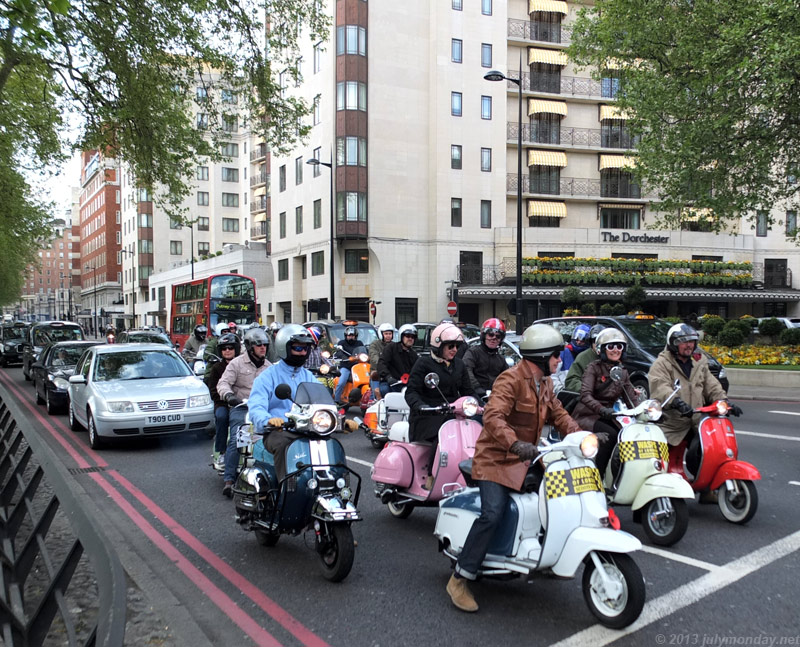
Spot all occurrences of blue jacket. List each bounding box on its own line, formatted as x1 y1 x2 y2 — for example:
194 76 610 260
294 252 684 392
248 360 318 431
559 342 589 371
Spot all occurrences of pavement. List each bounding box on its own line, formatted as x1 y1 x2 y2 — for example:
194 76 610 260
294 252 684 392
726 383 800 402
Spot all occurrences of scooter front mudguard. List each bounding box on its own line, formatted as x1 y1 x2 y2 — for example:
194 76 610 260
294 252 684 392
630 472 695 511
709 460 761 491
551 527 642 578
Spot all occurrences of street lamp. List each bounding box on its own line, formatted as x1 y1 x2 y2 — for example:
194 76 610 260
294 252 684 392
485 52 525 334
307 152 336 320
120 247 136 328
84 263 98 337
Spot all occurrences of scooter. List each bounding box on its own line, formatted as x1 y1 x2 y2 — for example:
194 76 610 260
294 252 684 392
434 431 646 629
604 373 695 546
370 372 483 519
667 400 760 524
232 382 362 582
360 376 410 448
322 344 372 409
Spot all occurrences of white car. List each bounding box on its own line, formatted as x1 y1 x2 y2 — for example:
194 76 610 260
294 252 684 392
67 343 214 448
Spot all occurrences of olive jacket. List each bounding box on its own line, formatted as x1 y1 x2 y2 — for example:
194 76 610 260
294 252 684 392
572 360 638 430
473 360 580 491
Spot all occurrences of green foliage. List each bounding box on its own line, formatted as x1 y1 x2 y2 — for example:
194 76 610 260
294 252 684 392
717 322 746 348
700 316 725 337
599 303 615 316
561 286 584 308
569 0 800 237
611 303 626 316
622 284 647 311
727 318 752 337
580 302 596 315
779 328 800 346
758 317 785 338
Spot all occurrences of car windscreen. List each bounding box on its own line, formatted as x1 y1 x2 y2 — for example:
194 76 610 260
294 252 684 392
129 333 171 345
47 346 90 367
3 327 26 340
33 325 84 346
93 350 191 381
327 324 378 346
621 319 672 352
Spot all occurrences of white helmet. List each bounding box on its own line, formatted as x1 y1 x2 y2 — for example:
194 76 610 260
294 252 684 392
214 322 228 337
518 324 564 375
595 327 627 361
378 322 396 335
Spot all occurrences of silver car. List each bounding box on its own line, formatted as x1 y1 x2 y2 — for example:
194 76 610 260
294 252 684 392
67 343 214 448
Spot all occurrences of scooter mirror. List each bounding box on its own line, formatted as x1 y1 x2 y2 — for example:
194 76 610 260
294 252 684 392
424 373 440 389
673 378 681 390
275 384 293 400
609 365 624 382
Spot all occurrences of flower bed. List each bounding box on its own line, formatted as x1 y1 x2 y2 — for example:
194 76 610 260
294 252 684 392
700 343 800 366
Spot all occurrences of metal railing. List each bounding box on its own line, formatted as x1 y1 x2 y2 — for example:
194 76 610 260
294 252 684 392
508 71 618 99
507 174 650 199
507 123 640 150
0 396 126 646
507 18 573 44
752 262 793 288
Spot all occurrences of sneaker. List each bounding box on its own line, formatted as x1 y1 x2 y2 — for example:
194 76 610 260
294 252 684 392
222 481 233 498
422 475 434 491
214 455 225 471
446 574 478 612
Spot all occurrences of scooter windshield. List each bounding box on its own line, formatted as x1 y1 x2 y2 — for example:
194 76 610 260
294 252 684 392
295 381 336 406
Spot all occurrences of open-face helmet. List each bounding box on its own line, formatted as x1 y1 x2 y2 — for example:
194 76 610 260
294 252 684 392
429 323 464 357
518 324 564 376
667 323 699 354
480 317 506 344
243 327 269 353
595 327 627 362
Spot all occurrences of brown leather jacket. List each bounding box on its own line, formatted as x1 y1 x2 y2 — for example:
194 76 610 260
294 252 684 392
473 360 580 491
572 360 637 430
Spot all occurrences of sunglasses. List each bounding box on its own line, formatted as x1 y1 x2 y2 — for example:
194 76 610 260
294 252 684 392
443 342 461 350
290 344 310 353
251 342 266 348
484 331 503 339
605 343 625 351
219 345 237 351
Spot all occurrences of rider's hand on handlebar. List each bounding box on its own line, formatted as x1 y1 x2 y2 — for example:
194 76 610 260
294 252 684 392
599 407 616 420
267 417 285 428
510 440 539 462
727 402 743 417
672 398 693 417
225 393 243 407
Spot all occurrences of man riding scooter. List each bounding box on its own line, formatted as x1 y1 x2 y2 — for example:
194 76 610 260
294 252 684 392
377 324 419 394
332 325 364 406
462 318 508 399
182 324 207 361
446 324 580 613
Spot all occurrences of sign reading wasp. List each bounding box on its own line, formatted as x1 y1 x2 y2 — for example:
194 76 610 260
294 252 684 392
545 466 604 499
619 440 669 463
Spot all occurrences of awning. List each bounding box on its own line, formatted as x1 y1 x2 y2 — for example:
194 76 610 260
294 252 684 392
528 99 568 116
528 150 568 167
599 203 643 210
528 47 568 67
528 201 567 218
599 105 631 120
529 0 568 15
599 154 636 170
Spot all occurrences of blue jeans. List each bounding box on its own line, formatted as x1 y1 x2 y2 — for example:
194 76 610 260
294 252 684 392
223 406 248 483
214 407 230 454
455 479 512 580
333 367 351 402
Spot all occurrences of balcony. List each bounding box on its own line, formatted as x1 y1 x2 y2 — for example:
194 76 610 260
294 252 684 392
507 123 640 150
507 18 572 45
508 71 619 100
250 195 268 214
250 171 269 188
250 220 268 240
753 263 793 289
250 144 267 162
507 174 650 200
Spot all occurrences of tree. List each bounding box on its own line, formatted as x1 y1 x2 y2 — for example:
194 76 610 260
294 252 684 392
561 286 585 309
0 0 328 304
623 284 647 312
569 0 800 237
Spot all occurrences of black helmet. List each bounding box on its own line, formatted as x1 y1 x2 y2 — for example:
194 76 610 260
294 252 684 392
218 332 241 356
589 324 607 344
243 327 269 353
518 324 564 375
667 323 699 354
194 324 207 340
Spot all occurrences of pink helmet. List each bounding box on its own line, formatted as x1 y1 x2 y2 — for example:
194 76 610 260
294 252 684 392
429 323 464 357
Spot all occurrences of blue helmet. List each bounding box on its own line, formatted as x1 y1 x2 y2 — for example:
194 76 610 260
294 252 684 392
571 324 591 347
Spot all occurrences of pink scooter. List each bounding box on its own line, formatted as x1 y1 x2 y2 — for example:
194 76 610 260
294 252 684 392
370 373 483 519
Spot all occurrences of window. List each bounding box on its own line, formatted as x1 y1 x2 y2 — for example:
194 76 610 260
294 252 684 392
531 11 563 43
601 71 621 99
279 165 286 192
601 119 638 148
196 166 209 181
197 217 209 231
222 218 240 232
312 147 322 177
299 255 307 279
295 157 303 184
451 39 462 63
139 239 153 253
138 213 153 227
345 249 369 273
530 113 561 144
529 216 562 228
221 89 237 104
786 210 797 236
395 298 418 326
600 207 642 229
531 63 561 93
756 210 768 237
198 242 210 255
115 231 121 244
170 217 182 229
601 170 641 199
481 0 492 15
336 25 366 56
336 136 367 166
197 191 209 206
481 96 492 120
481 43 492 68
169 241 183 255
530 167 560 194
313 199 322 229
336 81 367 111
278 259 289 281
221 167 239 182
451 92 462 117
295 206 303 234
279 212 286 238
451 198 462 227
480 200 491 228
313 95 321 125
452 0 462 9
451 145 462 170
222 115 238 132
222 193 239 207
311 251 324 275
336 192 367 221
220 142 239 157
196 86 208 101
481 147 492 172
196 113 208 129
313 42 323 73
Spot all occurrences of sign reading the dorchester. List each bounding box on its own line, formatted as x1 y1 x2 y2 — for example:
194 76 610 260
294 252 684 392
601 231 669 244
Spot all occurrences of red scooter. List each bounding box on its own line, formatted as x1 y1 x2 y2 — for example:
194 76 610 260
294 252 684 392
667 400 760 524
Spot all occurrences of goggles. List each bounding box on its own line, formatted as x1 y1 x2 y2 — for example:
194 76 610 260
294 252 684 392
604 343 625 351
290 344 310 353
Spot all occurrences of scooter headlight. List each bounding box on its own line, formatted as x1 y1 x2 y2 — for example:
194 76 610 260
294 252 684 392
716 400 730 416
580 433 599 459
461 397 479 418
319 364 330 375
357 353 369 363
336 477 347 489
642 400 662 421
311 409 336 434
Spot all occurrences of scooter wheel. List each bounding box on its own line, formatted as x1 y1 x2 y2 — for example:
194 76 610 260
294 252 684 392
582 552 645 629
370 436 386 449
718 480 758 524
387 500 414 519
642 497 689 546
318 524 355 582
255 529 280 547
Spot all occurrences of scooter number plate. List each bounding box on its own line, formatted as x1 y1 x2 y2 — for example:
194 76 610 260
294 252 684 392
147 414 182 424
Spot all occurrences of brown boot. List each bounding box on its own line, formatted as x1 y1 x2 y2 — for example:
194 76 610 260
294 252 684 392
422 475 434 491
699 489 719 504
446 574 478 612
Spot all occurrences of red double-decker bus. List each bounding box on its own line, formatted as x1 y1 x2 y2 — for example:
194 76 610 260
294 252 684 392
169 273 258 350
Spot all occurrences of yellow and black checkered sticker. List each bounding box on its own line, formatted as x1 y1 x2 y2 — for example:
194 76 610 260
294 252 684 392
619 440 669 463
545 466 604 499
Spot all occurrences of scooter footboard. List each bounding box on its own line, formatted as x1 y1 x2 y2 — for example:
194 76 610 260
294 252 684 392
709 461 761 491
630 473 695 510
550 527 641 578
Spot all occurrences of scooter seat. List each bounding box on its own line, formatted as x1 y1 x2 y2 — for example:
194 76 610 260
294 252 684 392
388 421 410 443
459 459 477 487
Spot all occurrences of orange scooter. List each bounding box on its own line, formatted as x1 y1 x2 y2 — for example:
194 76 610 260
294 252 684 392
321 344 372 410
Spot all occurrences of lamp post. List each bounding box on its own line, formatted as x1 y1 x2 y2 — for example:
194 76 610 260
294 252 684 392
306 152 336 320
120 247 136 328
485 53 525 334
84 263 98 337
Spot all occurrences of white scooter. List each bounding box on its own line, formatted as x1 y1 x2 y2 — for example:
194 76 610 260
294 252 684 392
434 431 646 629
605 370 695 546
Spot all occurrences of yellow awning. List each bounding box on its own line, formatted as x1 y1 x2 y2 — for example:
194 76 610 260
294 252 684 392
528 47 568 67
529 0 568 15
528 150 568 167
528 99 568 117
529 201 567 218
599 105 631 120
599 154 636 170
599 203 642 210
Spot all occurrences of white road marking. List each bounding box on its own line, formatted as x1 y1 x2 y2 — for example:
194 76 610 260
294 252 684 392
347 456 374 469
768 410 800 416
550 529 800 647
638 545 720 572
789 481 800 487
736 429 800 442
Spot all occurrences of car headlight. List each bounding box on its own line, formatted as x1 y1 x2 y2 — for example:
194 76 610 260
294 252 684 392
189 394 210 407
107 401 134 413
311 410 336 433
642 400 662 422
53 377 69 390
718 366 727 378
461 396 479 418
580 433 599 459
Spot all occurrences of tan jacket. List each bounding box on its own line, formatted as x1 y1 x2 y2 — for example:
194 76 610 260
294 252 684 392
648 348 727 445
473 360 580 491
217 353 270 402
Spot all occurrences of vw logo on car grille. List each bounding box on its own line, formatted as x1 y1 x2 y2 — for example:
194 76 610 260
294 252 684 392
157 400 169 410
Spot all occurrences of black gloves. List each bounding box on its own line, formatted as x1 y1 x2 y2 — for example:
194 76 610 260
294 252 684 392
224 392 242 407
599 407 616 420
672 398 693 417
728 403 743 417
510 441 539 462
